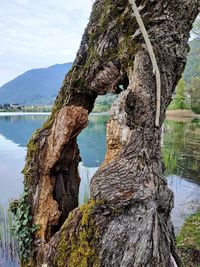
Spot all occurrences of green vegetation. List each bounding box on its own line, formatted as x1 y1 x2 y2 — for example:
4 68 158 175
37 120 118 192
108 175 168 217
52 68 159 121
56 199 100 267
0 104 52 113
93 94 117 112
0 95 116 113
169 79 187 110
92 104 110 113
177 211 200 266
183 38 200 83
22 105 52 112
168 24 200 114
187 77 200 114
0 22 199 114
184 16 200 82
168 74 200 114
11 188 39 264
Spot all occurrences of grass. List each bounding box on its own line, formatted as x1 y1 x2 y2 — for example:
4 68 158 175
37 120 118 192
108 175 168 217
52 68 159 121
177 211 200 266
0 204 19 265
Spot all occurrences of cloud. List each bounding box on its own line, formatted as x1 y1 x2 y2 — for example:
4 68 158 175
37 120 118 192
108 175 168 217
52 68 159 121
0 0 93 86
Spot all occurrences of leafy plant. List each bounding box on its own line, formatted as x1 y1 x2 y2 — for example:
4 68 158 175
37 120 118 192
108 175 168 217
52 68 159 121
12 188 39 263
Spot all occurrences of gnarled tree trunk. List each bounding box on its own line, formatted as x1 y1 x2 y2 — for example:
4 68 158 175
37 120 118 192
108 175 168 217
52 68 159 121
21 0 199 266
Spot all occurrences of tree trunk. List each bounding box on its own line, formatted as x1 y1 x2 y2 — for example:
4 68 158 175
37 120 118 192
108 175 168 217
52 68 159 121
21 0 199 266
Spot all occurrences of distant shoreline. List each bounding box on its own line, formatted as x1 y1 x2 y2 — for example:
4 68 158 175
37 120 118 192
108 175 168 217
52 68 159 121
0 110 199 119
0 112 51 116
0 111 110 116
166 109 200 118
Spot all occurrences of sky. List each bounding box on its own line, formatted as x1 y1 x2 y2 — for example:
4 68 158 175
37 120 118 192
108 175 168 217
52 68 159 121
0 0 93 86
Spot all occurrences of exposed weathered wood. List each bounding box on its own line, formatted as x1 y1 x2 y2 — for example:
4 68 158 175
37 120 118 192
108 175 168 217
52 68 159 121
20 0 200 266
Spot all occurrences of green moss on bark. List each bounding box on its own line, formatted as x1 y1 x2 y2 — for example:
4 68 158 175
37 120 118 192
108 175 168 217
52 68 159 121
22 137 38 187
56 199 101 267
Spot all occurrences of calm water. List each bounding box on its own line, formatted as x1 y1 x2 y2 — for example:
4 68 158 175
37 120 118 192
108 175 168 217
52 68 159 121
0 113 199 266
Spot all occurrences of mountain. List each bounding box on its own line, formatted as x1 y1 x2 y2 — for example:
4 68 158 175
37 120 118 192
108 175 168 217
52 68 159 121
0 39 199 106
0 63 72 105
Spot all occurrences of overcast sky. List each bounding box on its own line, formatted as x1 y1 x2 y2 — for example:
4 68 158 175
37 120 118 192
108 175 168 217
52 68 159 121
0 0 93 86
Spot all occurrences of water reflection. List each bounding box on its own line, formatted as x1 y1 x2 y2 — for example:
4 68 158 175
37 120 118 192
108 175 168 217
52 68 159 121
163 119 200 182
0 114 108 167
0 135 24 207
0 113 108 266
0 114 199 211
78 115 108 167
168 175 200 233
0 115 48 147
0 113 199 266
163 118 200 233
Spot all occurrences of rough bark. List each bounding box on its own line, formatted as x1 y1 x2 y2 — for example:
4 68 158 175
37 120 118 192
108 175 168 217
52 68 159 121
21 0 200 266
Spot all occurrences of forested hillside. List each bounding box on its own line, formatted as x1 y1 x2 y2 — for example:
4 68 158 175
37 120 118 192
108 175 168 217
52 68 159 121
169 37 200 113
183 38 200 81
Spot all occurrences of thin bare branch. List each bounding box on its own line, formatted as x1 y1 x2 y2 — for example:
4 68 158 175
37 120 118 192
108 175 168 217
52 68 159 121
128 0 161 127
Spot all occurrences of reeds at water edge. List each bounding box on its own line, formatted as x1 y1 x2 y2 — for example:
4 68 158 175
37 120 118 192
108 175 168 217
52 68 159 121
0 204 19 266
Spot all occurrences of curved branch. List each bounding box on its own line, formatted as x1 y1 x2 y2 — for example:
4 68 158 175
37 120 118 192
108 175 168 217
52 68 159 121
128 0 161 127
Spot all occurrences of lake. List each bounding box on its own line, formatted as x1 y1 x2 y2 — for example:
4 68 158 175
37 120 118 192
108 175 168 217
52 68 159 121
0 113 199 266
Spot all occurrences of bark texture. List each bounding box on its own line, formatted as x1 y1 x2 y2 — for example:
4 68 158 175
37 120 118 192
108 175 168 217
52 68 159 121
22 0 200 266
